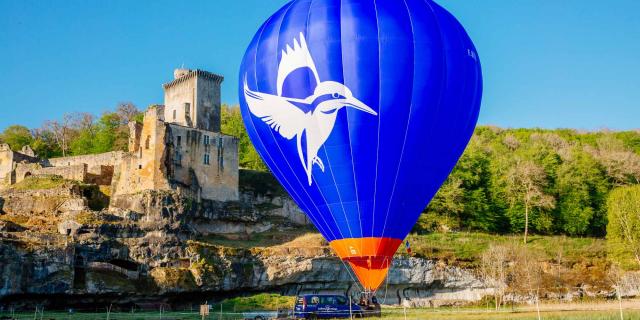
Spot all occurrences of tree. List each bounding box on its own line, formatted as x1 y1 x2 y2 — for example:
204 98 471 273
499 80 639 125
115 102 141 123
93 112 127 153
69 113 96 155
415 177 465 233
607 185 640 269
590 135 640 185
509 245 544 320
0 125 33 151
44 114 74 157
556 149 610 236
221 104 267 171
452 138 502 232
479 244 509 310
31 128 62 158
504 159 556 243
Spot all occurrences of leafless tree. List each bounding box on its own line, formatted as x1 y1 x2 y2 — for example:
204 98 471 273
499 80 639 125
511 246 544 320
586 135 640 185
607 264 627 320
43 114 74 157
503 134 520 151
70 112 95 132
480 244 510 310
116 102 140 124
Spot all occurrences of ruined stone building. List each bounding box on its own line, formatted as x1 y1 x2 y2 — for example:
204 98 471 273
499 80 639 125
0 69 239 204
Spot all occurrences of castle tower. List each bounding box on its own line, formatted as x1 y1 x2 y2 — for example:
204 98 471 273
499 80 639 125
162 69 224 132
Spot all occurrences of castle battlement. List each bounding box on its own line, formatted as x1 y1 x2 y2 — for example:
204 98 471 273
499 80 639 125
162 69 224 89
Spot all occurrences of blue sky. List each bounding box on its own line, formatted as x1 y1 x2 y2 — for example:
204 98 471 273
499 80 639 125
1 0 639 131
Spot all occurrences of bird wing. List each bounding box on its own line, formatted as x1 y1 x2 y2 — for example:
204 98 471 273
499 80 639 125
244 80 309 140
277 32 321 97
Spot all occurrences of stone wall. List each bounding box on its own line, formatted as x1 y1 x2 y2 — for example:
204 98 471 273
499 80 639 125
163 73 195 128
111 106 170 197
0 144 14 187
36 165 87 183
14 163 39 183
165 124 239 201
0 144 40 188
163 70 223 132
195 74 222 132
13 163 88 184
45 151 124 175
112 105 238 203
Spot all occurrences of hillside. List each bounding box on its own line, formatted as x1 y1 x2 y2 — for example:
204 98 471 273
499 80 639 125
4 105 638 239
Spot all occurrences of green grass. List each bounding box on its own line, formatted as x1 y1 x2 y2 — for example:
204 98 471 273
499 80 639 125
381 309 640 319
195 227 316 249
220 293 295 312
3 308 639 320
405 232 607 267
11 175 72 190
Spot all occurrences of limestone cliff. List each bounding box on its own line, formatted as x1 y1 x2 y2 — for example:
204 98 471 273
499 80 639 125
0 173 636 309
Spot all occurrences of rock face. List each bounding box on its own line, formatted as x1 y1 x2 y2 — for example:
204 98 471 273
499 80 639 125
0 178 630 309
0 180 494 308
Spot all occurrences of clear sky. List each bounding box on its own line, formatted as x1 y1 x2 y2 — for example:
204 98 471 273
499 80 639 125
1 0 639 131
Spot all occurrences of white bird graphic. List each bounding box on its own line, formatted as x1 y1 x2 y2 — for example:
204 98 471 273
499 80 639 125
244 32 377 186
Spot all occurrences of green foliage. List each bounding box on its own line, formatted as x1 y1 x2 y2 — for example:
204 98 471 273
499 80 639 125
556 149 609 236
414 127 638 238
221 104 267 171
3 101 639 240
239 169 286 196
0 125 33 151
70 111 131 155
31 129 62 158
0 102 141 158
606 185 640 270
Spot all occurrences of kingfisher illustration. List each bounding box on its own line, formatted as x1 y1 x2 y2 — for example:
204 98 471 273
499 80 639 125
244 32 377 186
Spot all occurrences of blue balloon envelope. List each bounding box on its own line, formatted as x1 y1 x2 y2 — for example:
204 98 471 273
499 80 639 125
239 0 482 291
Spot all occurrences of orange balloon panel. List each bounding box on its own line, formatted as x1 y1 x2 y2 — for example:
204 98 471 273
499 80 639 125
329 237 402 291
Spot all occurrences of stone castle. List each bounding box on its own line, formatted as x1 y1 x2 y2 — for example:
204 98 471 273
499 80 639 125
0 69 239 204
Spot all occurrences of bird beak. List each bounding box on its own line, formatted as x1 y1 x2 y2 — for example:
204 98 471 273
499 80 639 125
345 98 378 116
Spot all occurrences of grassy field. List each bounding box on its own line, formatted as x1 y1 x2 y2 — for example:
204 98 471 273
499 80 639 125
404 232 607 267
4 308 640 320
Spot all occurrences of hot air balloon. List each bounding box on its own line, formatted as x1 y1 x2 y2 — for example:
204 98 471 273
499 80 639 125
239 0 482 292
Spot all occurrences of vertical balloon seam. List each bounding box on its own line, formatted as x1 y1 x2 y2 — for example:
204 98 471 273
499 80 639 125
415 0 451 236
448 14 472 158
274 0 348 242
334 0 373 292
337 0 366 242
308 4 357 242
280 1 351 238
247 0 342 243
301 0 356 243
338 0 362 244
369 0 383 241
292 0 353 242
339 0 366 291
318 135 354 239
242 2 331 241
294 0 347 243
445 13 480 172
306 0 367 289
458 29 483 154
375 0 418 258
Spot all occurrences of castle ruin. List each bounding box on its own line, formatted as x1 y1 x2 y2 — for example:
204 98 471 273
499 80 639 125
0 69 239 204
